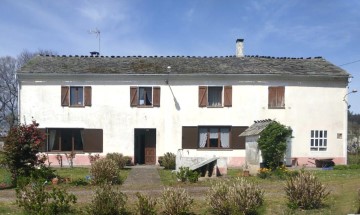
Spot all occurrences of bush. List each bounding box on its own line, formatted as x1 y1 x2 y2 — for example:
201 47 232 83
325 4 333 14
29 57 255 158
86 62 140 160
135 192 157 215
207 180 232 215
176 166 199 183
90 158 121 185
158 156 164 166
257 165 299 180
86 182 129 215
207 178 264 215
162 152 176 170
31 165 56 182
3 121 46 186
70 178 89 186
16 178 77 215
160 187 193 215
257 121 292 170
106 153 129 169
285 171 330 209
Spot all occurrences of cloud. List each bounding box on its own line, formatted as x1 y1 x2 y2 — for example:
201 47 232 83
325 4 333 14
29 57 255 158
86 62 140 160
77 0 128 23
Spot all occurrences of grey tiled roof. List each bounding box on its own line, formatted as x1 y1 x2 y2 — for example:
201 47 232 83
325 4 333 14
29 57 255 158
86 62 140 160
239 119 273 137
19 55 349 77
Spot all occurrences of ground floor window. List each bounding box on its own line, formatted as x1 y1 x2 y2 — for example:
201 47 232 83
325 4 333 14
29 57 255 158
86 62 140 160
310 130 327 151
199 127 230 148
46 128 103 152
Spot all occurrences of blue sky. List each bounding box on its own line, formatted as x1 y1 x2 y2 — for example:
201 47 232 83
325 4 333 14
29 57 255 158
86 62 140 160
1 0 359 113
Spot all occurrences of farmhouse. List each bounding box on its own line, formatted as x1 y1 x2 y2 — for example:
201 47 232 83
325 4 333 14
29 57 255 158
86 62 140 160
17 39 350 170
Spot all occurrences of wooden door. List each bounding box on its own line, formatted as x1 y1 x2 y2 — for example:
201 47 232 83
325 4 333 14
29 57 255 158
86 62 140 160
145 129 156 164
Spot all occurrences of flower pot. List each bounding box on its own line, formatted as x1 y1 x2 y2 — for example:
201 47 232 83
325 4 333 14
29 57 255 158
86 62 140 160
51 177 59 185
243 170 250 177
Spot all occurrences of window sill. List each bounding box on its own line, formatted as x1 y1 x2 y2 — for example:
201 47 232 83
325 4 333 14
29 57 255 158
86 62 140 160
45 151 86 154
136 105 154 108
268 107 285 109
197 148 233 151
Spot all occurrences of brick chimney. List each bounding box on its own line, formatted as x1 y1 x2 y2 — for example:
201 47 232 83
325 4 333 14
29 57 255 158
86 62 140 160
236 39 244 57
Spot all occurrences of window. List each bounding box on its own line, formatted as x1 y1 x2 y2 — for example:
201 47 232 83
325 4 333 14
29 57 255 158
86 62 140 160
46 128 103 152
130 86 160 107
61 86 92 107
199 127 230 148
182 126 247 149
310 130 327 151
268 86 285 109
199 86 232 107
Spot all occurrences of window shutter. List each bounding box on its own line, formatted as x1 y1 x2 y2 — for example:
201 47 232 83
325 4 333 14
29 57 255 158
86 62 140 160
277 86 285 108
268 87 277 108
130 86 138 107
153 86 161 107
230 126 248 149
199 86 207 107
224 86 232 107
84 86 92 106
38 128 47 152
83 129 103 152
61 86 69 106
182 126 198 149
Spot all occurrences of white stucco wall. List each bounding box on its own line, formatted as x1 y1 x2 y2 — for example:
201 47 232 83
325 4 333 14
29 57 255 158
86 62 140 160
18 74 348 166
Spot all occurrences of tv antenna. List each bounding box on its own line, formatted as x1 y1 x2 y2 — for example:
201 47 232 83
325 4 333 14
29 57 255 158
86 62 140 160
89 28 101 54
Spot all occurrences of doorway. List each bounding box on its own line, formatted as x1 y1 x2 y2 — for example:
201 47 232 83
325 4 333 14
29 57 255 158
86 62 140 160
134 129 156 165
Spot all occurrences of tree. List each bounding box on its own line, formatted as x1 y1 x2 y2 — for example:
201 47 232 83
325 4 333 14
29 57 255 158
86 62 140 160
0 50 56 132
257 121 293 170
3 120 46 186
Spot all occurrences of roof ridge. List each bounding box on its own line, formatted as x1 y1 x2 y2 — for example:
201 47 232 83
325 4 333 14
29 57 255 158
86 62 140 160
38 54 322 60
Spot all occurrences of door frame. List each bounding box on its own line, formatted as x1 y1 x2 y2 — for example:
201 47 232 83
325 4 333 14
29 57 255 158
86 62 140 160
134 128 156 165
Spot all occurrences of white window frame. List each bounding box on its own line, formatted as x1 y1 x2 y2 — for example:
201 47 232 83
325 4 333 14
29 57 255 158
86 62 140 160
310 130 327 151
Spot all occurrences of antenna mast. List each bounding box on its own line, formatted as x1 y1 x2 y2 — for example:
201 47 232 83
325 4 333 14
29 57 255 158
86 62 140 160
89 28 101 54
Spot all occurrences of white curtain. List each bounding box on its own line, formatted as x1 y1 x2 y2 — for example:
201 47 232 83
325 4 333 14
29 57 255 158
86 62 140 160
49 130 56 151
208 87 222 106
199 128 208 147
220 128 230 148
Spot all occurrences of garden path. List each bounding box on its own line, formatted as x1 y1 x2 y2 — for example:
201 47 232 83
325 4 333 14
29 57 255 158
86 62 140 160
122 165 162 188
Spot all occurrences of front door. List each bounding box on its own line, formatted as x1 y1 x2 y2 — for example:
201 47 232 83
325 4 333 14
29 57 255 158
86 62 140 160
134 129 156 165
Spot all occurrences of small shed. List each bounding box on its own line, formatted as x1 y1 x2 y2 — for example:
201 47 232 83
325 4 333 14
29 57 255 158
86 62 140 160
239 119 273 175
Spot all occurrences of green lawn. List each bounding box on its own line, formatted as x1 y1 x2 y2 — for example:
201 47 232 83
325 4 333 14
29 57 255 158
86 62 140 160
1 167 359 214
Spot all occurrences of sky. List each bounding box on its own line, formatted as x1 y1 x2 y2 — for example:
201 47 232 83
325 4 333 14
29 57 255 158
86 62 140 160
1 0 359 113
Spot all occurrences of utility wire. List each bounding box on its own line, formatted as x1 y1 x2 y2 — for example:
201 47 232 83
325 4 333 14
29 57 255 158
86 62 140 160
338 59 360 67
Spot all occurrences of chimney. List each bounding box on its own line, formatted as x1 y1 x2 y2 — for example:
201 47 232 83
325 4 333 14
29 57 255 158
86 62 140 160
236 39 244 57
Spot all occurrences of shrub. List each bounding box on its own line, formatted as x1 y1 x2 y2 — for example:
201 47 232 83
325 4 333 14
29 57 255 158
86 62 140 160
86 182 129 215
106 153 128 169
285 171 330 209
257 167 271 179
158 156 164 166
207 180 232 215
207 178 264 215
176 166 199 183
70 178 89 186
30 165 56 182
257 121 292 170
160 187 193 215
3 121 46 186
230 178 264 214
16 178 77 215
162 152 176 170
90 158 121 185
135 192 157 215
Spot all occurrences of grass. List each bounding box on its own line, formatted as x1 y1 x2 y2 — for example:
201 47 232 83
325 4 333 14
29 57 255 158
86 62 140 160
0 167 359 214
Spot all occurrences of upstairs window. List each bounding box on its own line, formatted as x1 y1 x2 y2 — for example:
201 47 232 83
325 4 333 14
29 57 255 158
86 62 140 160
310 130 327 151
199 86 232 107
268 86 285 109
130 86 160 107
61 86 92 107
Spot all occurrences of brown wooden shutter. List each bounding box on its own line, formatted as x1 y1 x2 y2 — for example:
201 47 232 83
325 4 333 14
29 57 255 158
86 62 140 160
153 86 160 107
84 86 92 106
83 129 103 152
199 86 207 107
231 126 248 149
38 128 47 152
224 86 232 107
277 86 285 108
182 126 198 149
130 86 138 107
61 86 69 106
